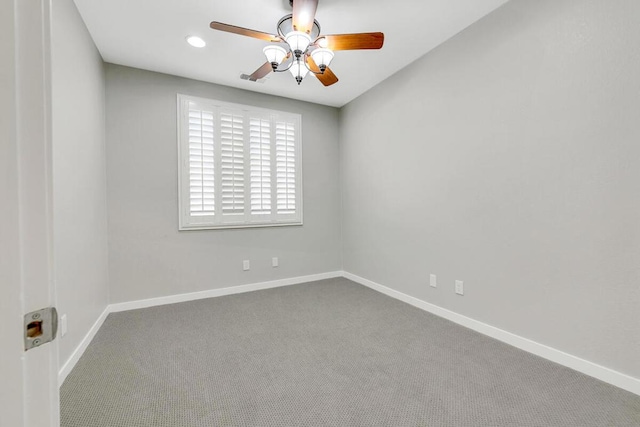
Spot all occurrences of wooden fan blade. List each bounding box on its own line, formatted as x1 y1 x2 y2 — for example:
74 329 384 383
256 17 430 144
318 32 384 50
248 62 274 81
210 22 281 42
306 56 338 87
292 0 318 34
306 55 321 73
315 67 338 86
250 53 291 82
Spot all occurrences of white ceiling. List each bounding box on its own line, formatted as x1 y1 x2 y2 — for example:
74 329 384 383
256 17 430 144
74 0 508 108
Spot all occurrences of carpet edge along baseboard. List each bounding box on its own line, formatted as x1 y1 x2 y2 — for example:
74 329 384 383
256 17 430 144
59 270 640 398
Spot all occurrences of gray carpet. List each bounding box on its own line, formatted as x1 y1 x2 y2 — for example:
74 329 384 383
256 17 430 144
61 278 640 426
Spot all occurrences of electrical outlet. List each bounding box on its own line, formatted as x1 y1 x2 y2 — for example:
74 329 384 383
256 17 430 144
60 314 68 337
272 257 279 268
429 274 437 288
455 280 464 295
243 260 250 271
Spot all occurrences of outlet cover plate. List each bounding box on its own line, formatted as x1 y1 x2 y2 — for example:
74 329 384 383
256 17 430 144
455 280 464 295
61 314 68 337
429 274 437 288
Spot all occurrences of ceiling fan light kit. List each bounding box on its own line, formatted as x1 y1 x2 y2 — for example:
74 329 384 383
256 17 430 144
284 31 312 58
263 45 288 71
310 48 334 73
210 0 384 87
289 60 310 84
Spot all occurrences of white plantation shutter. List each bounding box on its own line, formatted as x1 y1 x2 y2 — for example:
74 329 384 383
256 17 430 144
276 121 296 215
188 104 215 217
250 117 271 215
178 95 302 230
220 111 245 216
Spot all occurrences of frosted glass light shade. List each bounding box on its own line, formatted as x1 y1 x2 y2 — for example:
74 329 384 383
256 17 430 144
310 48 334 69
263 45 288 65
289 60 309 79
285 31 312 53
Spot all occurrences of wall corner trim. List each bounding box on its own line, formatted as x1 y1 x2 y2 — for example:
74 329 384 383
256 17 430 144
343 271 640 397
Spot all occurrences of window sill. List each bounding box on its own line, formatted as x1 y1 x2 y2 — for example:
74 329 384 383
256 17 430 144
178 221 303 231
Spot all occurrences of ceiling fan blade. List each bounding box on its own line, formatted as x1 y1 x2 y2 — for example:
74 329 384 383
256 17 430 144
292 0 318 34
306 56 338 86
305 55 321 73
248 62 274 81
315 67 338 86
318 32 384 50
210 22 281 42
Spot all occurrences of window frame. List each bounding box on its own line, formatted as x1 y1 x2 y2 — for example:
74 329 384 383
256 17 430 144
177 94 303 231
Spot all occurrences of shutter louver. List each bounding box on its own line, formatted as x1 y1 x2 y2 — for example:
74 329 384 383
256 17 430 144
188 105 215 216
220 112 244 215
179 95 301 230
276 121 296 214
250 118 271 215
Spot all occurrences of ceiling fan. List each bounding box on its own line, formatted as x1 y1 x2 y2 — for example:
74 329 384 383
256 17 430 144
210 0 384 86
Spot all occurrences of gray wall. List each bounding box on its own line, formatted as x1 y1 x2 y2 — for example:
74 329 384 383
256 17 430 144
52 0 110 368
340 0 640 378
105 64 341 303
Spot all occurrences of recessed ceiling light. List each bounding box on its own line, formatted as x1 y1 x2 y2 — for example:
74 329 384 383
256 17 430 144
186 36 206 48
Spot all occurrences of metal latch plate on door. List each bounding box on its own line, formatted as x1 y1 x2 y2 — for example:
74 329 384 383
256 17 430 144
24 307 58 351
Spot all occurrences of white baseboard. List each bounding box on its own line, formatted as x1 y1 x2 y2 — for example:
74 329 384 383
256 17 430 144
58 306 110 386
109 271 342 313
58 271 342 384
343 271 640 397
59 270 639 397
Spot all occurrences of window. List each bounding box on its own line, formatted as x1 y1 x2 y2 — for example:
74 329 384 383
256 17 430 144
177 94 303 230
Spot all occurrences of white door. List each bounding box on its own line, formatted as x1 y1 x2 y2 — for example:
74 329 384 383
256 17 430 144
0 0 60 426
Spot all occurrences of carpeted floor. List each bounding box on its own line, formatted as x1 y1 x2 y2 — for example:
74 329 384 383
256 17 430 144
61 278 640 426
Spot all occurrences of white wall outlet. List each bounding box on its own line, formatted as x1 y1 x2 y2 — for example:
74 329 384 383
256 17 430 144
60 314 68 337
242 260 250 271
429 274 437 288
272 257 279 268
455 280 464 295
